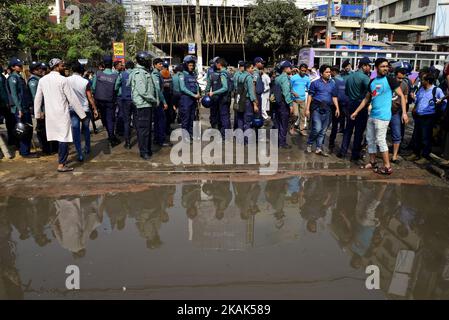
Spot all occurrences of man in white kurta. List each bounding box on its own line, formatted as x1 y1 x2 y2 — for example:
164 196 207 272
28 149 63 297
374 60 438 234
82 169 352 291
34 59 86 172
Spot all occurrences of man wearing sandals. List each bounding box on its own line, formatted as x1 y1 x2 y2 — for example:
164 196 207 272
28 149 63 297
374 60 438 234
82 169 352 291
351 58 408 175
34 58 87 173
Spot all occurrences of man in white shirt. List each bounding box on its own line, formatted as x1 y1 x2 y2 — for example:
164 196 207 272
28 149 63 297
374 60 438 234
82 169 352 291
34 58 87 172
67 62 99 162
261 69 271 121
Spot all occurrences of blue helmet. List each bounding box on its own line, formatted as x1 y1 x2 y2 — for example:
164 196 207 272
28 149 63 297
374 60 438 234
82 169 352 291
391 61 413 75
252 116 264 128
30 61 42 72
279 60 293 70
201 96 212 108
183 55 197 64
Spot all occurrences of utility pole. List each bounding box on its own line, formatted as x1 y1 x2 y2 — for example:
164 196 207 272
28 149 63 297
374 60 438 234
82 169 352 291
359 0 367 49
195 0 203 71
325 0 332 49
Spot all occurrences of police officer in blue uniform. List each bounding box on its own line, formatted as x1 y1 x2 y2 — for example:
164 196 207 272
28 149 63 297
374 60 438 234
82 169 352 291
118 60 136 149
205 57 231 136
0 64 16 146
92 56 121 147
7 58 38 158
273 60 294 149
179 55 200 141
151 58 170 147
28 61 55 155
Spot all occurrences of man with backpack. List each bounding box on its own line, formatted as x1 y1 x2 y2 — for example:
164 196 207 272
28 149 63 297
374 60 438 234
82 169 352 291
406 73 447 164
205 57 231 136
92 56 121 147
273 61 294 149
234 61 258 136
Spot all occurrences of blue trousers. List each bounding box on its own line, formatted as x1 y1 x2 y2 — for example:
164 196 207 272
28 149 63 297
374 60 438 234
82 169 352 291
210 96 220 129
274 101 290 147
58 142 69 165
153 103 166 144
339 100 368 160
390 111 402 144
15 110 32 156
121 100 136 142
413 114 435 158
179 95 196 139
70 110 91 157
307 107 331 149
214 95 231 137
97 100 116 139
136 107 153 156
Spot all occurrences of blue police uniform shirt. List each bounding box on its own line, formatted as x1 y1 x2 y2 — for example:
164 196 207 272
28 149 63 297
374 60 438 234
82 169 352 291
290 74 310 101
415 85 447 116
369 75 399 121
308 77 337 106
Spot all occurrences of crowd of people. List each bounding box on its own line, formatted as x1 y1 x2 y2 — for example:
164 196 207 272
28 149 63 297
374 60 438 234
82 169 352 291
1 52 449 175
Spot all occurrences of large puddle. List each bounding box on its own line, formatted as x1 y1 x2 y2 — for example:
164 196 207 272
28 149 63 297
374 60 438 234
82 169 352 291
1 176 448 299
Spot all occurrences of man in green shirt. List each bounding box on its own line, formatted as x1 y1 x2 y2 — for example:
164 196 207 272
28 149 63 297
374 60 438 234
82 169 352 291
129 51 159 160
337 57 372 161
151 58 170 147
234 61 258 134
274 60 294 149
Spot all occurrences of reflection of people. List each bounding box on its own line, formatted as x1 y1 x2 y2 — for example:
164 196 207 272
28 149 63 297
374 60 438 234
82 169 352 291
52 196 103 258
182 184 201 220
0 200 24 299
350 183 386 269
233 181 260 220
265 179 288 229
202 181 232 220
300 177 334 233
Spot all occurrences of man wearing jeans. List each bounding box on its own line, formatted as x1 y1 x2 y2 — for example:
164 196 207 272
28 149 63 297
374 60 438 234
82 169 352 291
67 62 99 162
351 58 408 175
390 68 409 163
337 57 371 161
406 73 447 164
34 59 87 172
305 65 340 157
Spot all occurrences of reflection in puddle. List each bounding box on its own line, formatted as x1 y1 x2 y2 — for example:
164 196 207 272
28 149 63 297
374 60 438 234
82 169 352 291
1 176 449 299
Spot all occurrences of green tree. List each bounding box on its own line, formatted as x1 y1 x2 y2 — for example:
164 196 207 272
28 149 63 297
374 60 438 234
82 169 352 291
124 27 148 61
78 2 126 54
246 0 309 62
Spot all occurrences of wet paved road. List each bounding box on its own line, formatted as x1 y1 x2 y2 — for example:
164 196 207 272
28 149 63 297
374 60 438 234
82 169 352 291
1 175 449 299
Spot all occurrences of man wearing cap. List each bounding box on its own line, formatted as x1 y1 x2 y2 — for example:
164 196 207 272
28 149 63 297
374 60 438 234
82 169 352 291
28 61 56 155
337 57 372 161
152 58 170 147
92 56 121 147
34 58 87 172
205 57 230 135
0 64 15 145
116 60 136 149
113 60 125 137
233 61 245 89
7 57 38 158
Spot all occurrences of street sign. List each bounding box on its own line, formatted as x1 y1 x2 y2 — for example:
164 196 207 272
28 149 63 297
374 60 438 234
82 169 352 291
113 42 125 58
188 43 196 54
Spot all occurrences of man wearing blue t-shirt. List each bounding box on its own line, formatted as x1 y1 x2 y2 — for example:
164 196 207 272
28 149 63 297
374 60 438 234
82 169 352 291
351 58 408 175
290 63 310 136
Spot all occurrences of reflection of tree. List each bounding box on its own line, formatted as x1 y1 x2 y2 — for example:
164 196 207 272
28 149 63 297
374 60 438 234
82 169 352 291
0 198 23 299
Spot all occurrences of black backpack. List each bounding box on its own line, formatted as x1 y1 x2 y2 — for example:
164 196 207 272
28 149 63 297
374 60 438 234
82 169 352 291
234 75 250 112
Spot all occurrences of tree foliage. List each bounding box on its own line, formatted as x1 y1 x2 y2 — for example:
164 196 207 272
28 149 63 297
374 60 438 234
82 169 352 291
0 0 126 65
124 27 148 61
246 0 309 61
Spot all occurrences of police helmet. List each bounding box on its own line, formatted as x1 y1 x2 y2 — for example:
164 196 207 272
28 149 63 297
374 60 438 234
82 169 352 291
279 60 293 70
30 61 42 72
15 121 33 140
162 60 169 68
183 55 197 65
201 96 212 108
136 51 152 68
9 57 23 68
252 116 264 129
